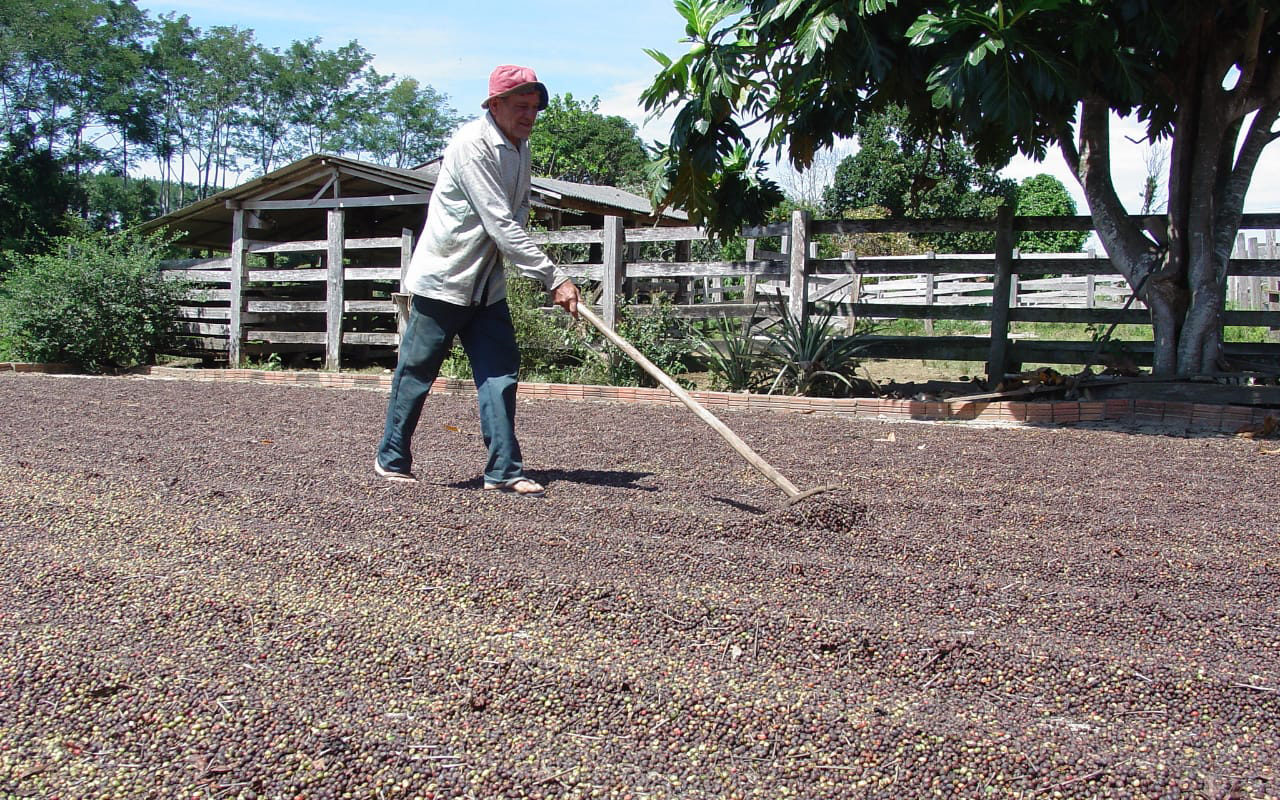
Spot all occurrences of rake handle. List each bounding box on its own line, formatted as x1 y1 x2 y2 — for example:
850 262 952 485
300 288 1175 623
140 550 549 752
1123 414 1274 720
576 304 802 499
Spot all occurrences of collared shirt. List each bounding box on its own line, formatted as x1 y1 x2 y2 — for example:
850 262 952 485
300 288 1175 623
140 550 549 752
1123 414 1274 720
403 113 570 306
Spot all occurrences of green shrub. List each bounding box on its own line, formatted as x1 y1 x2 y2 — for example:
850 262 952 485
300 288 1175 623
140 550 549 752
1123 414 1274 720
572 295 696 388
0 228 187 372
506 270 586 381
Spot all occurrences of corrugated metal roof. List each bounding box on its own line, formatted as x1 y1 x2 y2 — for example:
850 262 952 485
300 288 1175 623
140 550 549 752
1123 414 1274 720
413 159 687 224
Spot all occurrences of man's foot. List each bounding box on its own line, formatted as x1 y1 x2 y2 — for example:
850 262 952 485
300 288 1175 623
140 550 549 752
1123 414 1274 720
483 477 545 495
374 459 417 483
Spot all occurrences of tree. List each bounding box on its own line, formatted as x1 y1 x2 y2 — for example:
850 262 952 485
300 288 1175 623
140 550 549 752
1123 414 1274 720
145 12 202 213
823 104 1016 252
182 25 256 196
773 142 847 209
279 38 384 159
0 135 84 259
0 0 154 174
1015 174 1087 253
642 0 1280 376
235 44 299 177
355 77 462 168
529 94 650 187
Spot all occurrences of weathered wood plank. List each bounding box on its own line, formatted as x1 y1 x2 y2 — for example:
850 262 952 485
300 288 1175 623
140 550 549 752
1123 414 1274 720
625 260 788 278
325 209 344 370
164 269 231 283
248 239 327 254
529 229 605 245
229 209 246 367
176 321 230 336
601 216 626 331
342 332 399 345
345 300 396 313
246 331 326 344
177 306 231 321
621 226 709 243
237 193 431 211
344 267 400 281
246 300 325 313
789 210 810 322
987 208 1015 377
248 268 326 283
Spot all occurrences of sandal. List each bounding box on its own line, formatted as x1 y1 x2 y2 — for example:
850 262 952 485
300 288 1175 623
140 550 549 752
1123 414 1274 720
374 459 418 483
483 477 545 496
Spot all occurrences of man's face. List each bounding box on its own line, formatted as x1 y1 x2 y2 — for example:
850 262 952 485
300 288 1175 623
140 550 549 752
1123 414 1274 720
488 91 541 143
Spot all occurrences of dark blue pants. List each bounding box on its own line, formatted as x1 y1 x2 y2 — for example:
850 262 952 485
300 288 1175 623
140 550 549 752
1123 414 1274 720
377 295 524 485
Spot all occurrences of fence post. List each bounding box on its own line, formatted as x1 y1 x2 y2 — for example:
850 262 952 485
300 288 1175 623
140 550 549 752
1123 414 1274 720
324 208 345 371
1247 237 1262 310
1232 233 1246 307
844 251 861 334
744 238 758 305
601 215 626 331
228 207 246 367
674 239 692 304
1268 230 1278 314
986 206 1015 381
394 228 414 340
924 253 936 335
789 209 811 323
741 239 759 336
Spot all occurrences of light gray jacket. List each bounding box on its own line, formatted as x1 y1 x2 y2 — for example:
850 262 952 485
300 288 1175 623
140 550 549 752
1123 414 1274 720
403 113 570 306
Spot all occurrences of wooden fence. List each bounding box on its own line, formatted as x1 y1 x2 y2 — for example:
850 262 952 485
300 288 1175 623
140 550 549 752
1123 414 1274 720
161 211 1280 379
163 222 413 369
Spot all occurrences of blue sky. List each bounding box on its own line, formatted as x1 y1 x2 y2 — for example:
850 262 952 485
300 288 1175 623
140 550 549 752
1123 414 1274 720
138 0 1279 216
137 0 688 139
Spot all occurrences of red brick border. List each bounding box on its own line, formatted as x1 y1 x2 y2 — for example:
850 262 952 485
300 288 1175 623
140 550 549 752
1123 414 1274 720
112 365 1278 436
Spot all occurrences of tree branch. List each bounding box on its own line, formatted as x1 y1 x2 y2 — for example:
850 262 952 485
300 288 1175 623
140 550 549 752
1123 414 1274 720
1215 98 1280 259
1074 99 1154 278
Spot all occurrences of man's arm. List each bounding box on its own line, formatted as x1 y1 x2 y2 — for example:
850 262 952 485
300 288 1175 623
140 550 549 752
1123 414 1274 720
452 149 571 292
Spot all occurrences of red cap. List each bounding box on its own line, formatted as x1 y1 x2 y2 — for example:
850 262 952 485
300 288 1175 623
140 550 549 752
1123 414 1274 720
482 64 548 110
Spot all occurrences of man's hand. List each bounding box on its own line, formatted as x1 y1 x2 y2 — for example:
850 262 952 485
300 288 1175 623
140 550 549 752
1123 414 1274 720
551 280 580 319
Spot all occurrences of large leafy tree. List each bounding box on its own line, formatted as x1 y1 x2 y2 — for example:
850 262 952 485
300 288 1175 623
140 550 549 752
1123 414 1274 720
183 25 256 196
355 77 463 169
278 38 384 159
823 104 1016 252
529 94 650 187
643 0 1280 376
0 0 155 173
1015 174 1087 253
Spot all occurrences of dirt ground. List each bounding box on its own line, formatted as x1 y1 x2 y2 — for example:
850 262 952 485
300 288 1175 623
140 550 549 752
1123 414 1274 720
1 373 1277 799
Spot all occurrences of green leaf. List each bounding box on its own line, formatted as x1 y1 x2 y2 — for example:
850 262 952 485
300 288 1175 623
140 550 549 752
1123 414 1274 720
644 48 673 69
906 13 945 46
795 12 846 59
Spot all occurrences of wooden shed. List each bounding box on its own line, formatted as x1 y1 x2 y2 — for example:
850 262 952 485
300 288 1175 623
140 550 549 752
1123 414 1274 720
140 153 686 368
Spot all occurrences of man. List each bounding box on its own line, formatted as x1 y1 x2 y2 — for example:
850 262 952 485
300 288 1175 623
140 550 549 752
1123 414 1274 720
375 65 580 495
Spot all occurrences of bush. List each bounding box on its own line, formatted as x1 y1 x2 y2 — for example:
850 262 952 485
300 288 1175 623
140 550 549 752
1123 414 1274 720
505 269 587 382
584 295 696 388
0 227 187 372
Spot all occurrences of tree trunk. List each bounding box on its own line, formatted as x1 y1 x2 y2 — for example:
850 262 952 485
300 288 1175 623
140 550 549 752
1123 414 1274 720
1066 14 1280 378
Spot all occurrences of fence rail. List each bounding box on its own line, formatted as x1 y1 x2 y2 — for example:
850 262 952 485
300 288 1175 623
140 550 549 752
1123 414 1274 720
161 212 1280 378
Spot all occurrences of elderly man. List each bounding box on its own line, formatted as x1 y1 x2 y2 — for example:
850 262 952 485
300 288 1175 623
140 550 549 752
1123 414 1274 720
375 65 580 495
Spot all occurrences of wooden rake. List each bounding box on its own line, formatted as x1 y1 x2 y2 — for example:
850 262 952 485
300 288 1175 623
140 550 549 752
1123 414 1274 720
576 304 838 505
